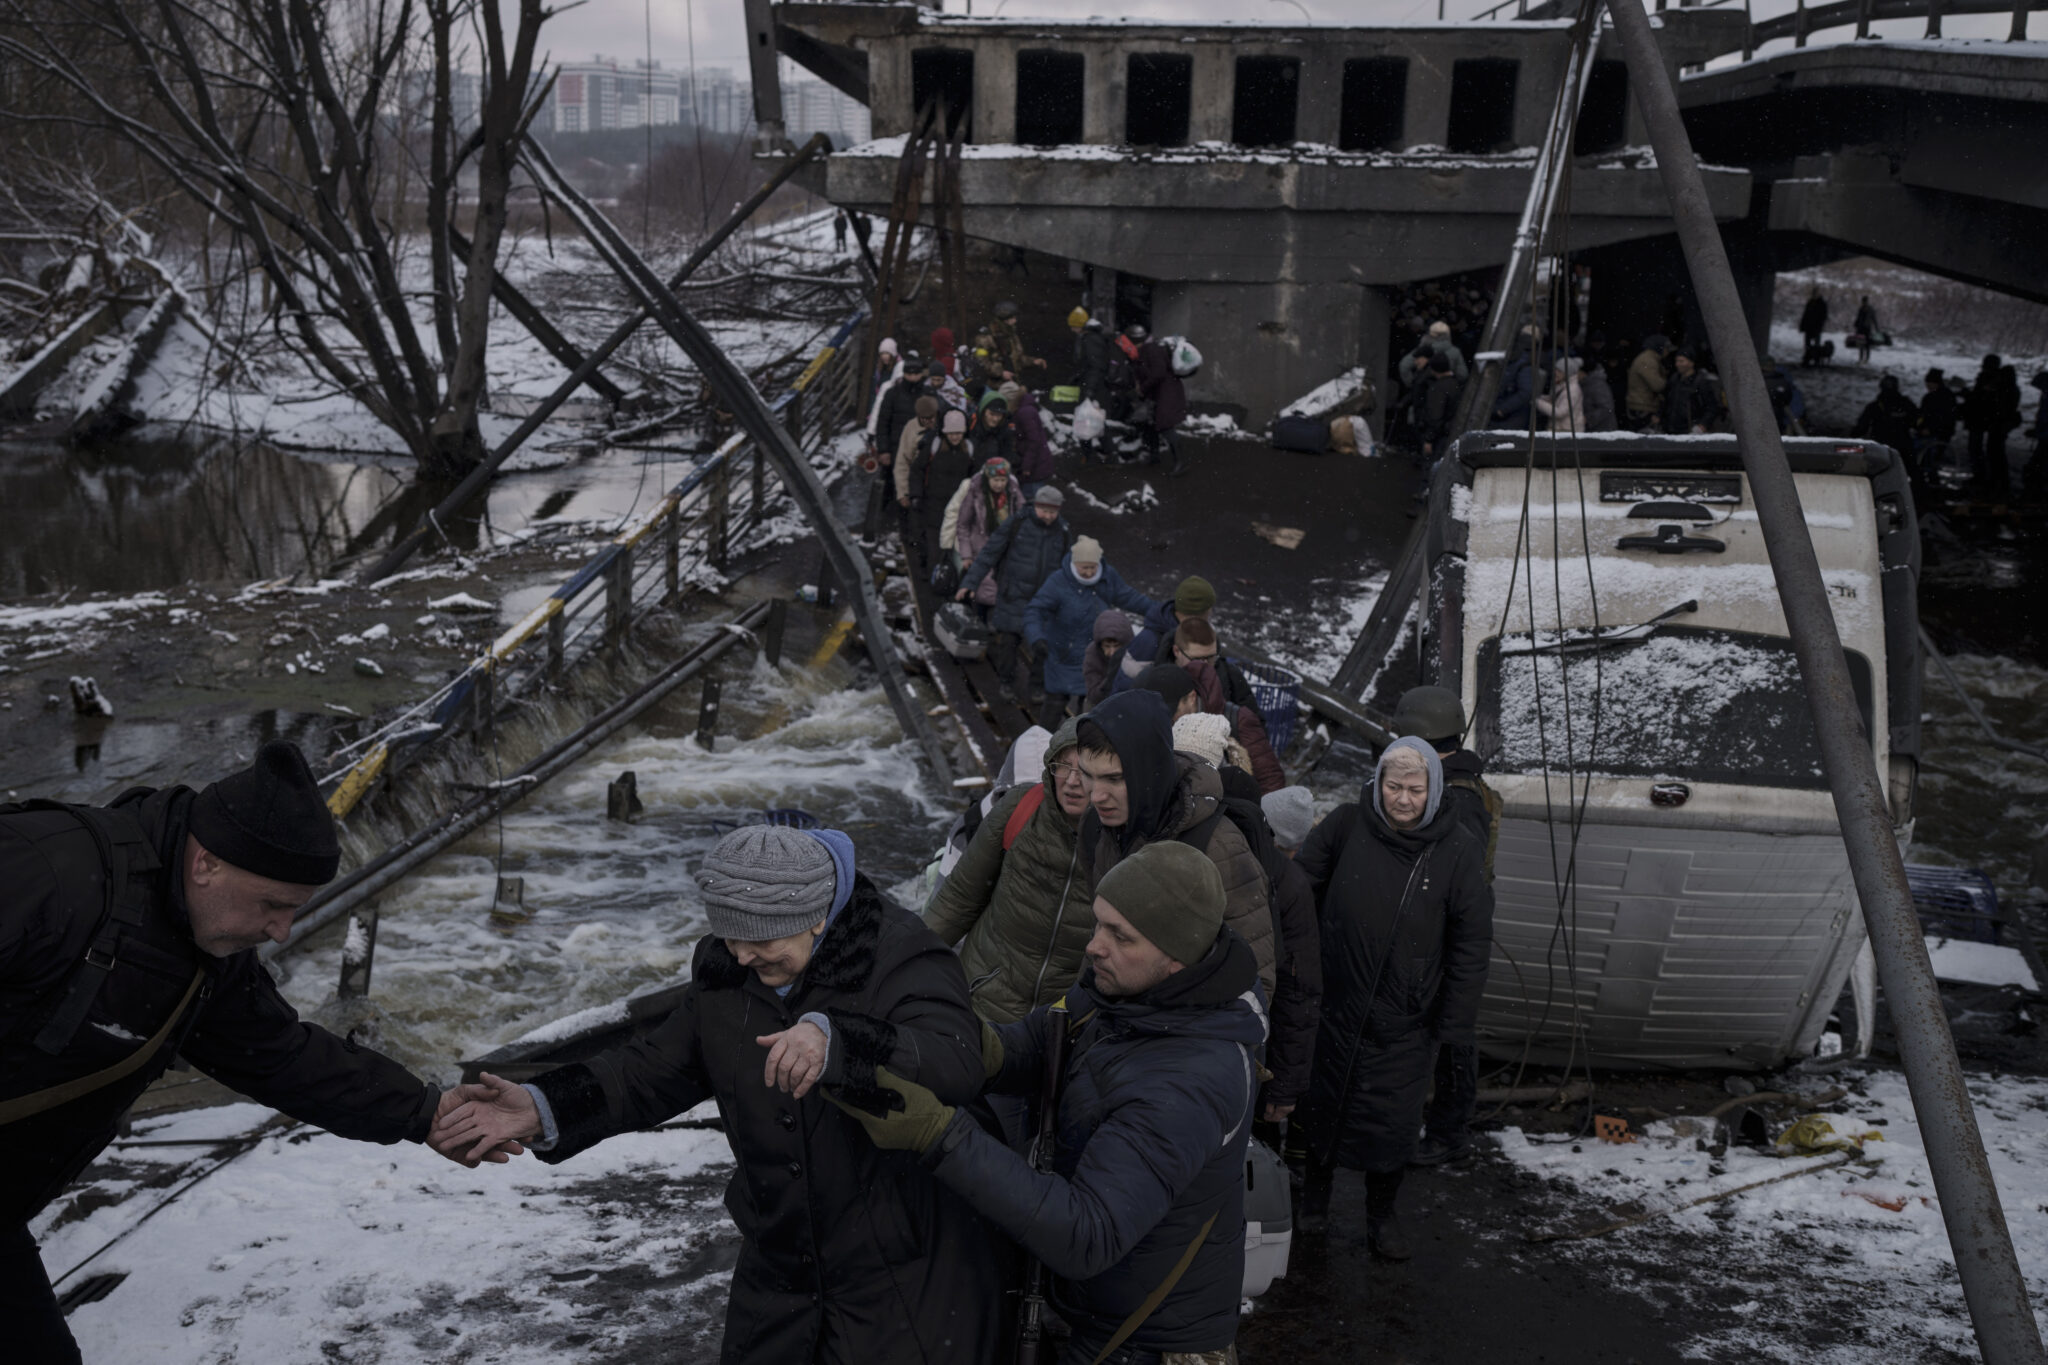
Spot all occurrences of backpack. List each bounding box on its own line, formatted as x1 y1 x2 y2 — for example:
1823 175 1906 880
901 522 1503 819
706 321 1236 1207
1164 335 1203 377
1179 793 1291 969
1446 773 1503 883
1003 783 1047 850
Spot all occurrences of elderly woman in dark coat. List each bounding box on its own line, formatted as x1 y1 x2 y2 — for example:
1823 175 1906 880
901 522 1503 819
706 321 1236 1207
1294 737 1493 1260
434 825 1005 1363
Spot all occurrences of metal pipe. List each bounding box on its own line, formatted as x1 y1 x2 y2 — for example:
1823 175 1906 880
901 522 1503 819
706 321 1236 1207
1606 2 2046 1358
519 137 960 786
357 133 833 585
1452 0 1606 437
267 600 775 960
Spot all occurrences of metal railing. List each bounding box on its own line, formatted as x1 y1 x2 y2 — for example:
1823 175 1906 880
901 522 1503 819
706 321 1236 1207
1473 0 2037 49
320 306 870 820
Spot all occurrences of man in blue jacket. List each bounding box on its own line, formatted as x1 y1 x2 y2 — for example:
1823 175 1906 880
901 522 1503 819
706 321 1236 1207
1023 535 1157 729
831 840 1264 1364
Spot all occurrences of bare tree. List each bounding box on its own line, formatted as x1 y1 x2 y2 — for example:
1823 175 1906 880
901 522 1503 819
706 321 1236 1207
0 0 556 480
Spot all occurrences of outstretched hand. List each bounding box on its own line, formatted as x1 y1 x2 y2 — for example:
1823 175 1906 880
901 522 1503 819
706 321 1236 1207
429 1072 538 1167
757 1021 830 1099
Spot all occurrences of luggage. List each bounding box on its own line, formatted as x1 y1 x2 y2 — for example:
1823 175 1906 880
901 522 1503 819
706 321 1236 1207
1164 335 1203 377
932 601 992 661
1270 414 1329 452
929 550 961 598
1242 1138 1293 1297
1070 398 1106 441
1048 384 1081 405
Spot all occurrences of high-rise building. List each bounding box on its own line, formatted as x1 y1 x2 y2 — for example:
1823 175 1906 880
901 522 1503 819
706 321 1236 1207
547 58 683 133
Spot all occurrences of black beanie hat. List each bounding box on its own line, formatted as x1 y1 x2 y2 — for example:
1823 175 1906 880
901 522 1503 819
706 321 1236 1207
1135 662 1198 711
187 741 341 885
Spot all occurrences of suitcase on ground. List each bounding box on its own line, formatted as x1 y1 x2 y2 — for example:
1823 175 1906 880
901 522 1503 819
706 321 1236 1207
1270 415 1329 452
932 601 992 661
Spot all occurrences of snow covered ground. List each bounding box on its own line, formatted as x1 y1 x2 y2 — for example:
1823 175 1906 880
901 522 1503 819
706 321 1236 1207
1497 1069 2048 1361
41 1103 739 1365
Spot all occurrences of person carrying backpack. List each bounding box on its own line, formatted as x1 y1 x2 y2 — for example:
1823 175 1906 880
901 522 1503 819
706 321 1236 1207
924 721 1095 1028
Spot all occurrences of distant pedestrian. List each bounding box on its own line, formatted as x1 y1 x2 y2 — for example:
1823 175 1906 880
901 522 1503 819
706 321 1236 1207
1114 576 1258 711
999 381 1055 497
1488 324 1543 429
1761 355 1806 435
1534 356 1585 434
1625 334 1671 429
945 457 1022 607
1415 351 1460 456
1131 324 1189 477
1851 295 1883 365
1799 287 1828 367
960 485 1073 704
832 210 848 254
1024 536 1158 728
1661 349 1714 435
910 408 977 569
1398 321 1469 391
1069 310 1114 463
1578 357 1618 432
1084 609 1134 708
1855 375 1926 507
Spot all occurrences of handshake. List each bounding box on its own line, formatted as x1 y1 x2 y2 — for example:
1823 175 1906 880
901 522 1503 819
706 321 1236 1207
426 1072 542 1168
423 1019 832 1167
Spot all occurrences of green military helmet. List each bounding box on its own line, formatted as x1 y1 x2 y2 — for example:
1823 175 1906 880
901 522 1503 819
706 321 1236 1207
1392 685 1466 746
993 299 1020 321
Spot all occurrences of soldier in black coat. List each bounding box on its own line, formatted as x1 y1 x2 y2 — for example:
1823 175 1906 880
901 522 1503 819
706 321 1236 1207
1293 738 1493 1261
433 825 1005 1364
0 743 481 1365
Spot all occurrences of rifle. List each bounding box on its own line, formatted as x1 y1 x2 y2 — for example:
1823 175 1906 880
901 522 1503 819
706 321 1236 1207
1014 998 1071 1365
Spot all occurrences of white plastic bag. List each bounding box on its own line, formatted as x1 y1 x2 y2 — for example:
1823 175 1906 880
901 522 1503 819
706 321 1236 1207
1070 398 1106 441
1166 335 1203 377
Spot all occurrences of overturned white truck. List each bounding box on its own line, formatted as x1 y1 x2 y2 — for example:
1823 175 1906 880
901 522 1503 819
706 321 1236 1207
1422 432 1920 1070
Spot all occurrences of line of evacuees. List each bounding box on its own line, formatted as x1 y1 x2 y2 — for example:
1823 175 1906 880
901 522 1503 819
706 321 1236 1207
1390 316 2046 505
8 677 1501 1364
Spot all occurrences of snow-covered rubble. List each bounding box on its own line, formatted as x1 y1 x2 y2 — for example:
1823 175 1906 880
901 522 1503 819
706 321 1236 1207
1497 1069 2048 1361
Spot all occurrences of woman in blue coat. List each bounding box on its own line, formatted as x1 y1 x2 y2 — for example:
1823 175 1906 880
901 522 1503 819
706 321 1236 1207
1024 535 1158 728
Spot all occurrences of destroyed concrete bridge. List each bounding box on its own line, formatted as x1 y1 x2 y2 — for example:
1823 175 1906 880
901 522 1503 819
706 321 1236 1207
747 0 2048 422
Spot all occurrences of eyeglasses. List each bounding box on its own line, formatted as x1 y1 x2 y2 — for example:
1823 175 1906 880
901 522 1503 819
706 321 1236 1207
1177 647 1218 663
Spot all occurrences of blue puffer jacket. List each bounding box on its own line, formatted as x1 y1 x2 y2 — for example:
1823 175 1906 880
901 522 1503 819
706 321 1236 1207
933 931 1266 1356
1024 558 1157 696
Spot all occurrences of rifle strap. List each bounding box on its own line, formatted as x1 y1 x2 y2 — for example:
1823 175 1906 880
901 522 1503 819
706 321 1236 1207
1089 1210 1221 1365
0 967 205 1127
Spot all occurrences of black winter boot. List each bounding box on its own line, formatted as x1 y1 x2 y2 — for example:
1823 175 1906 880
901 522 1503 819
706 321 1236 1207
1364 1168 1412 1261
1297 1159 1335 1238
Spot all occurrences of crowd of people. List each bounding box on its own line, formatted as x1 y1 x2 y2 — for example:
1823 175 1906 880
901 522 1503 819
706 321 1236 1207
6 672 1502 1362
1382 297 2045 505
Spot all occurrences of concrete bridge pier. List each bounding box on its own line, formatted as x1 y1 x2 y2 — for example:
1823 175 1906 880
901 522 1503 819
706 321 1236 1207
1153 280 1391 429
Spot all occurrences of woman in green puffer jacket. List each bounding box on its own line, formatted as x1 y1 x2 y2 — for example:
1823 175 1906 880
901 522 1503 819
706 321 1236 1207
924 720 1096 1023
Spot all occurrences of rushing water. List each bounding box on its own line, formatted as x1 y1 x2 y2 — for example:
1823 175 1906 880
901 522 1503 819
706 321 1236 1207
277 652 949 1080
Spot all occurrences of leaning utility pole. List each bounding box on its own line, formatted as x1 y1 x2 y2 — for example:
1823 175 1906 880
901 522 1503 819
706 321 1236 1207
1605 2 2046 1360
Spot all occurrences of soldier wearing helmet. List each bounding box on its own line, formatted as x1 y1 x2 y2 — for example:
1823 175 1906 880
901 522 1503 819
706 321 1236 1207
988 300 1043 381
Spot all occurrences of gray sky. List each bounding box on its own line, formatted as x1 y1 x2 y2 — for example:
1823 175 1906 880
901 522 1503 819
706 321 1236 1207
548 0 2022 81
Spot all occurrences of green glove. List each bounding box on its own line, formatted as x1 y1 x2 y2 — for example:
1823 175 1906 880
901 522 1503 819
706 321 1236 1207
980 1020 1005 1080
826 1066 955 1154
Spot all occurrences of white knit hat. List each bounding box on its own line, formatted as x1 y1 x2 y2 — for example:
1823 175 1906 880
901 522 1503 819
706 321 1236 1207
1172 712 1232 768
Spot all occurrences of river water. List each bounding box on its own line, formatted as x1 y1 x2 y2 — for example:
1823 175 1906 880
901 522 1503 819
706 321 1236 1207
277 652 949 1079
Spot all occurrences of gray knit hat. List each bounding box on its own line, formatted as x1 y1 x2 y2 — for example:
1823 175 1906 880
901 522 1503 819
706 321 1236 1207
1261 785 1315 852
695 825 837 941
